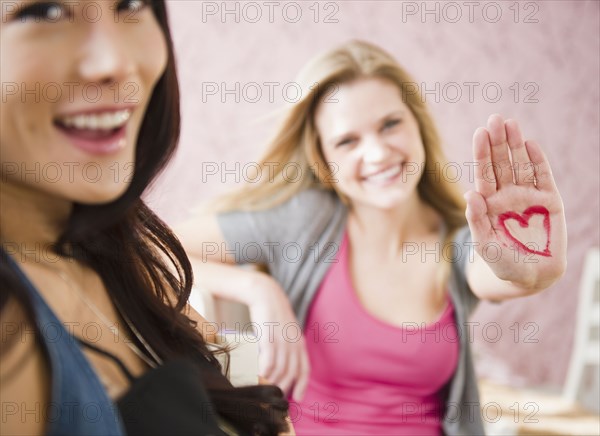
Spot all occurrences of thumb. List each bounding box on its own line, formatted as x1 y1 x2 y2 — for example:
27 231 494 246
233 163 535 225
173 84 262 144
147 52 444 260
464 190 494 244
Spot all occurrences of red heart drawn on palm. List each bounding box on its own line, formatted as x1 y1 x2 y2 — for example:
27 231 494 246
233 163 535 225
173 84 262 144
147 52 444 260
497 206 552 257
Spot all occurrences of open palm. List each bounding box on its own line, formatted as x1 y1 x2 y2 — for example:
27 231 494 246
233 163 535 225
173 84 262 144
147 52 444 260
464 114 567 289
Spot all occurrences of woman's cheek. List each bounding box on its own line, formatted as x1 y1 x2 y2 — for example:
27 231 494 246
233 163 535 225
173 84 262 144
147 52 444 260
138 18 168 88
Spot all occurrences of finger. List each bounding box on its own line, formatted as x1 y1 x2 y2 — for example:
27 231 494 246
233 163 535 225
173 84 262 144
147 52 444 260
292 347 311 402
473 127 496 197
278 352 299 397
505 119 535 187
258 344 276 380
525 140 557 192
269 348 290 388
464 190 495 246
487 114 514 188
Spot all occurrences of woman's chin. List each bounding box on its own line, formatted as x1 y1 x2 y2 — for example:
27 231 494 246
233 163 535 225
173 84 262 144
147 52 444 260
350 189 415 211
72 184 131 205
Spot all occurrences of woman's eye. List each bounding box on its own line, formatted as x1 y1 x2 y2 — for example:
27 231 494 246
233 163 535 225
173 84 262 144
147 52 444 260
14 2 67 21
116 0 149 13
337 138 355 147
383 119 401 130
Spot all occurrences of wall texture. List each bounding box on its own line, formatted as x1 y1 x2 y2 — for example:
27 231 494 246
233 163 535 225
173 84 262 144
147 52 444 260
145 0 600 390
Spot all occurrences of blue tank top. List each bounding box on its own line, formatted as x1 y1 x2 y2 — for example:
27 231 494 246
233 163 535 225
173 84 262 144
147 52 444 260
3 251 126 435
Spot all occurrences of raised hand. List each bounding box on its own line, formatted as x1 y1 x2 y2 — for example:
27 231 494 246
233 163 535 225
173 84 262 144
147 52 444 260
463 114 567 290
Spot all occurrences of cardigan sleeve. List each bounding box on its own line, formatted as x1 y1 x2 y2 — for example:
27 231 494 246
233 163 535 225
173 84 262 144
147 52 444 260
451 225 482 316
216 188 340 269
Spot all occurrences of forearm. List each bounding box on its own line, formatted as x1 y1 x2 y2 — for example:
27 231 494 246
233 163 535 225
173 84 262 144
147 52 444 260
189 257 268 308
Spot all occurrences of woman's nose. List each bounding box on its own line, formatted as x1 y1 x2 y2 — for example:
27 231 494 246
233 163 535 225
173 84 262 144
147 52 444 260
361 135 391 164
77 22 136 86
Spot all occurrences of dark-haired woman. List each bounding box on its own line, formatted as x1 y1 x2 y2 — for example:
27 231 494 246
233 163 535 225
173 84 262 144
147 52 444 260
0 1 291 434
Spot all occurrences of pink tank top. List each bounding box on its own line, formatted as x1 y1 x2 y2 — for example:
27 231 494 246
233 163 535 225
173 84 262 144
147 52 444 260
289 228 459 435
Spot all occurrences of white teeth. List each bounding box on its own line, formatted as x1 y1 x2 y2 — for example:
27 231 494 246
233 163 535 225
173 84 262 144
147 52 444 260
57 109 132 130
73 116 86 129
364 164 403 183
88 115 98 130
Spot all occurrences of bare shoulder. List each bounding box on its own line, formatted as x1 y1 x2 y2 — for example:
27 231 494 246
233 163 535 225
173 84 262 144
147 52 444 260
1 299 50 435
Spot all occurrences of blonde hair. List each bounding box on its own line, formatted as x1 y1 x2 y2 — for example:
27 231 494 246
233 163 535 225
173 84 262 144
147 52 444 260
209 40 467 296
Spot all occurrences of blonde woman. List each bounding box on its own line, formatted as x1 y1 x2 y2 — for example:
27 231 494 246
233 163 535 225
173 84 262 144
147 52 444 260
177 40 567 435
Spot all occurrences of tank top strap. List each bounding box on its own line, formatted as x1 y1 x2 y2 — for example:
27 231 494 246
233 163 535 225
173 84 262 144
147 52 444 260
77 338 136 383
1 248 126 436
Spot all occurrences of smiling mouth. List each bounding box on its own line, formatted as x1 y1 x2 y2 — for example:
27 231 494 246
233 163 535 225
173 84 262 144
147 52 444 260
53 109 133 155
54 109 131 134
362 162 404 184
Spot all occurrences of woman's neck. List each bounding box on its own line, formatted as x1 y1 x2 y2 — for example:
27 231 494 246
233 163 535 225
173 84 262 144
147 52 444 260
347 191 442 259
0 181 72 253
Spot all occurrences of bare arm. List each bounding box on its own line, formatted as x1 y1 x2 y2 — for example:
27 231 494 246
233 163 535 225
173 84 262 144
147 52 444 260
175 213 271 308
175 213 311 400
1 299 50 435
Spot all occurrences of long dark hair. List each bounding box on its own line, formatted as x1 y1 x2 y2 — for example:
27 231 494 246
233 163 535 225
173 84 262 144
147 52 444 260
0 1 288 434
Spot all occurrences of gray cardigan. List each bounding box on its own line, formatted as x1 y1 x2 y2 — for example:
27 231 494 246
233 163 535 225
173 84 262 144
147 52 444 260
217 187 486 435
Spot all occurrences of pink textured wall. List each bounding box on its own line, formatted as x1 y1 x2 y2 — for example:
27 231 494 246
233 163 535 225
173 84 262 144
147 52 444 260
145 1 600 389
